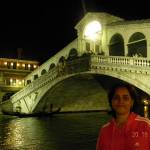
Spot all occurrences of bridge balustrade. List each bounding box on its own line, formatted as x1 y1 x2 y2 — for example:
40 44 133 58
11 66 59 103
9 56 91 103
90 55 150 75
65 56 90 74
6 54 150 104
91 55 150 68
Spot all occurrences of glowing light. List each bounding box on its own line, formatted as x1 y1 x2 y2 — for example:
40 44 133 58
84 21 102 41
11 62 13 66
10 78 13 82
22 64 25 67
143 100 149 105
33 65 37 68
4 62 7 65
28 64 31 68
17 63 20 67
18 81 22 85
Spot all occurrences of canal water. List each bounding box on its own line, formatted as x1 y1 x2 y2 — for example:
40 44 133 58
0 112 110 150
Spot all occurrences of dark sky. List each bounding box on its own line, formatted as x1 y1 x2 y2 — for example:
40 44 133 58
0 0 149 63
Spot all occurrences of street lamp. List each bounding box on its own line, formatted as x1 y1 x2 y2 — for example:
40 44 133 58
84 21 102 53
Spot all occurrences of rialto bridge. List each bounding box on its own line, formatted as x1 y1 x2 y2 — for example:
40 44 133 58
1 12 150 114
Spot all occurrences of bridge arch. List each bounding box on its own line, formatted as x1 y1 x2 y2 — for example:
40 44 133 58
32 73 108 113
89 71 150 96
58 56 66 63
41 69 47 75
49 63 56 71
31 70 149 111
67 48 78 60
128 32 147 57
109 33 125 56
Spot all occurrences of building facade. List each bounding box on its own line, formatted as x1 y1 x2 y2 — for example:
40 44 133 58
0 58 39 102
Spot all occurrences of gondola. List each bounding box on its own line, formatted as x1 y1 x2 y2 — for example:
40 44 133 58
1 107 61 118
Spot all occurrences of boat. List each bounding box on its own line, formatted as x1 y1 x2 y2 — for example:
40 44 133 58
1 107 61 118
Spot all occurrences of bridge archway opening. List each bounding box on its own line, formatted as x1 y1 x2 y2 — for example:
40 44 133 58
67 48 78 60
59 56 66 63
93 74 149 116
49 63 56 71
28 71 149 116
109 33 124 56
128 32 147 57
34 74 109 113
41 69 47 75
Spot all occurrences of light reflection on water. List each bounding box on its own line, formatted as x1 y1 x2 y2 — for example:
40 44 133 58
0 112 110 150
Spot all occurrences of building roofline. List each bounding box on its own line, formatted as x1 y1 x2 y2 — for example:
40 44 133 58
0 58 39 64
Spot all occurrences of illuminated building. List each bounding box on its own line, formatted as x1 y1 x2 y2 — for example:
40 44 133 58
0 58 39 102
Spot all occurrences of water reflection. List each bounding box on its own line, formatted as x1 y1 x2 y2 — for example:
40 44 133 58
4 119 24 149
0 112 110 150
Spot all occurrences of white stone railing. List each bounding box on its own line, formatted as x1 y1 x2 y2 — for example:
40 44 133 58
91 55 150 70
4 56 90 104
11 67 59 103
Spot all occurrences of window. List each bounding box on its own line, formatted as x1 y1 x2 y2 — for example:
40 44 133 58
86 42 90 52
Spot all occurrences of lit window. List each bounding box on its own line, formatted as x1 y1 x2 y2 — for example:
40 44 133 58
33 65 37 68
22 64 25 67
11 62 13 66
18 81 22 85
10 78 13 82
17 63 20 67
4 62 7 65
28 64 31 68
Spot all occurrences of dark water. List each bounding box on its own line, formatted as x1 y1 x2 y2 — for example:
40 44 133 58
0 112 110 150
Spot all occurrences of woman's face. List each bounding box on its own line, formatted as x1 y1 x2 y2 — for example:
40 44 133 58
111 87 133 116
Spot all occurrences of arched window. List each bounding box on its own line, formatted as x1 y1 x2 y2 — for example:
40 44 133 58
49 63 56 71
59 56 65 63
27 80 31 85
128 32 147 57
109 33 124 56
41 69 47 75
68 48 78 60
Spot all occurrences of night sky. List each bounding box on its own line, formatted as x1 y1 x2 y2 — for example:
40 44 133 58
0 0 149 64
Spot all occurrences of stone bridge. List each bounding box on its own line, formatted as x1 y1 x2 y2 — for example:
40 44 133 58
1 55 150 114
1 11 150 114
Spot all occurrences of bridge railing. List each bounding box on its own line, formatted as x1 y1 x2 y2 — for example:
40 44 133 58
3 54 150 106
8 55 91 103
10 66 59 103
65 55 90 74
91 55 150 70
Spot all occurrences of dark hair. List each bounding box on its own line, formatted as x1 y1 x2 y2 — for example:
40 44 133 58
108 83 141 117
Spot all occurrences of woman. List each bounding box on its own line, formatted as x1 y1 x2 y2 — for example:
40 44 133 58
96 83 150 150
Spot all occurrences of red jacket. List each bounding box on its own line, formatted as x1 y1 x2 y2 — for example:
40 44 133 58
96 112 150 150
